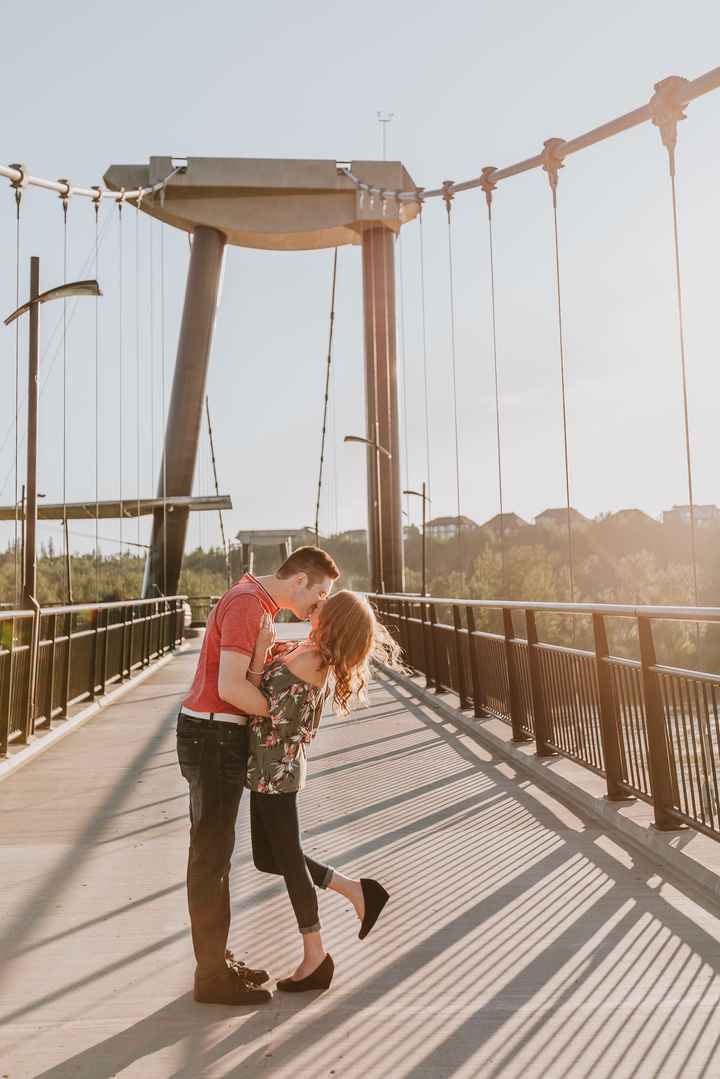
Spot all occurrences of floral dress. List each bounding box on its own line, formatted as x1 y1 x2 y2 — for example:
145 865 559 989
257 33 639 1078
246 655 327 794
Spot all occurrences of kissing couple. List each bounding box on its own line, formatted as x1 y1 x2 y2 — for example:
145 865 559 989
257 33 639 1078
176 545 400 1004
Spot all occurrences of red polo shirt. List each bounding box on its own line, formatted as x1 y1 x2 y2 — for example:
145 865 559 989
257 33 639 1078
182 574 279 717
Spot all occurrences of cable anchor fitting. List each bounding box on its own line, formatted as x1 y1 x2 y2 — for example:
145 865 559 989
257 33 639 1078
92 186 103 220
479 166 498 216
541 139 566 207
649 75 691 178
442 180 455 219
9 163 27 216
117 187 126 217
57 178 71 222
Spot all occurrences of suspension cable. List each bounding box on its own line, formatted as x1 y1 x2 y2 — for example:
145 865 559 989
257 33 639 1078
37 519 151 551
149 220 155 504
118 194 125 556
93 191 101 600
650 78 699 608
314 248 338 543
380 219 395 585
160 223 167 594
337 65 720 206
0 164 183 204
417 202 432 583
480 168 508 598
542 140 575 605
368 224 384 591
442 181 463 573
135 195 142 551
397 226 411 545
205 395 230 588
59 179 70 601
329 325 340 535
0 210 114 502
11 174 23 604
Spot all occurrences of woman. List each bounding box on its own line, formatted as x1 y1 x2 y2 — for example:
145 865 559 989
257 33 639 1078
246 590 401 992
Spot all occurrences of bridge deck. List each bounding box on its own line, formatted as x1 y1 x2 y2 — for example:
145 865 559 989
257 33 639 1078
2 641 720 1078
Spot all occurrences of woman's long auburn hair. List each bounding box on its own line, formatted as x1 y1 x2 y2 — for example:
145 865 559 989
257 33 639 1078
311 591 402 714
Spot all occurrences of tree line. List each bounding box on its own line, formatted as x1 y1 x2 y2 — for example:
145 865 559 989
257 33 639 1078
2 512 718 666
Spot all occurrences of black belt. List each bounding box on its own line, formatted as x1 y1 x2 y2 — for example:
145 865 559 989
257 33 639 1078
179 712 247 730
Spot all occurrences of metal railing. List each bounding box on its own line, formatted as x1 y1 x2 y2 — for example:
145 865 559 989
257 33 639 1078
371 593 720 841
0 596 186 756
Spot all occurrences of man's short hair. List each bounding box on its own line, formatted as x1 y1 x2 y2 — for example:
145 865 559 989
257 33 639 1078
277 546 340 585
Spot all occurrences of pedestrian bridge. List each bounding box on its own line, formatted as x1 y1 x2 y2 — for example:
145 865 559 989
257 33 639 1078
2 639 720 1078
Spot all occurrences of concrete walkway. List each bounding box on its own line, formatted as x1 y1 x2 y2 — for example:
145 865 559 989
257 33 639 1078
2 640 720 1078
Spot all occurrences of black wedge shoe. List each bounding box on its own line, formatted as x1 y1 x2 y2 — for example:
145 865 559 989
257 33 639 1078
359 878 389 940
276 953 334 993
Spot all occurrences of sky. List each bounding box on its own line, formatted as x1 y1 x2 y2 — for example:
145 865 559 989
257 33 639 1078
1 0 720 560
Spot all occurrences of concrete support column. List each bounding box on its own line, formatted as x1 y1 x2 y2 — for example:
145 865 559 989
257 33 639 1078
361 226 403 593
143 226 227 598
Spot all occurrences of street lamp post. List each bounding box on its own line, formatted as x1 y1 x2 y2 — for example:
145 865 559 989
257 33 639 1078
4 257 100 606
403 482 430 597
344 426 391 593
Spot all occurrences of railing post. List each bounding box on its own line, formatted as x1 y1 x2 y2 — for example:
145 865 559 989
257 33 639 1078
145 603 151 665
119 605 128 680
503 608 531 743
128 605 136 672
419 601 433 689
400 601 412 668
638 615 683 830
592 613 631 800
168 600 176 651
453 605 469 709
525 610 555 757
101 608 109 696
89 609 99 701
0 620 15 756
24 602 41 743
393 600 405 661
61 610 72 717
149 601 155 659
42 612 57 729
466 607 484 718
428 601 443 694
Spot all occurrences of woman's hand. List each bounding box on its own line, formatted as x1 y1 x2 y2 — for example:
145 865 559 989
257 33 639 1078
257 612 277 655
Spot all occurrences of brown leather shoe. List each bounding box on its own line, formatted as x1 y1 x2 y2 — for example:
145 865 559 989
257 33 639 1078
194 964 272 1006
225 948 270 985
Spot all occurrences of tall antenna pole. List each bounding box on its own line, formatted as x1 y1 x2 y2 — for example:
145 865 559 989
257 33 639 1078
377 111 395 160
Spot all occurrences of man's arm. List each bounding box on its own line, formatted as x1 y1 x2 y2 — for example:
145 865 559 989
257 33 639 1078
217 651 269 716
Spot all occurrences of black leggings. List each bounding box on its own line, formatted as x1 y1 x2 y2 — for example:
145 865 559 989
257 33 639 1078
250 790 333 934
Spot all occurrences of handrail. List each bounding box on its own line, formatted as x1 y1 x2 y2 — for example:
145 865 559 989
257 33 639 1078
1 594 187 757
372 591 720 839
0 595 187 619
367 593 720 623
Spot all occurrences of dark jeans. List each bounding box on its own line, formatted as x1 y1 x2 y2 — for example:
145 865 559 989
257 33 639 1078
177 713 248 976
250 790 333 934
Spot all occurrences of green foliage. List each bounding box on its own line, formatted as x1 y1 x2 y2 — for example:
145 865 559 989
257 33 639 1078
2 514 718 666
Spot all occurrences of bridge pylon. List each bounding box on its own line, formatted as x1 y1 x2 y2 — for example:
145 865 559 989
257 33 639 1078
104 157 419 595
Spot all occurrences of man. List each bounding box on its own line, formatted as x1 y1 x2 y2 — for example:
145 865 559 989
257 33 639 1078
176 546 340 1005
